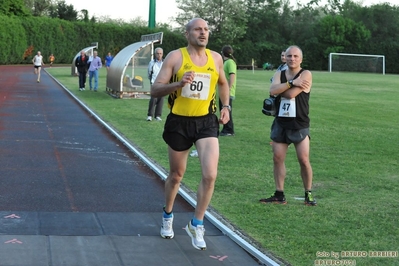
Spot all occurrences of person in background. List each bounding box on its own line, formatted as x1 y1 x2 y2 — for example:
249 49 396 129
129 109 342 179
260 45 316 206
88 51 102 92
270 50 288 83
276 50 288 71
32 51 44 83
87 51 93 77
49 54 55 68
268 49 288 145
146 47 164 121
105 52 113 71
151 18 230 251
219 45 237 136
75 50 89 91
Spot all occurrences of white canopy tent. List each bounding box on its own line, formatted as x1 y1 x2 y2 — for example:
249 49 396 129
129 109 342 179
106 32 163 98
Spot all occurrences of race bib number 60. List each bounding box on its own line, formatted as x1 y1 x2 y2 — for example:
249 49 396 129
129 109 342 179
278 97 296 117
181 73 211 100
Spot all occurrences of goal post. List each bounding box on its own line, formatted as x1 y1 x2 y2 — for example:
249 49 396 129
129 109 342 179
329 53 385 75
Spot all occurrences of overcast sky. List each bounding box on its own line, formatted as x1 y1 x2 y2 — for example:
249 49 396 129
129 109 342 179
66 0 399 24
66 0 178 23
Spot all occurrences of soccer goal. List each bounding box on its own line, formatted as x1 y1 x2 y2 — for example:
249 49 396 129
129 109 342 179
329 53 385 75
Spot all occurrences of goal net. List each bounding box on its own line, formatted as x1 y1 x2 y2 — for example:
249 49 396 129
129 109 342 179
329 53 385 75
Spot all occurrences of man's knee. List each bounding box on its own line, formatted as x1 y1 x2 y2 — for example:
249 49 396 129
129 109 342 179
201 174 217 186
297 157 311 168
167 172 184 186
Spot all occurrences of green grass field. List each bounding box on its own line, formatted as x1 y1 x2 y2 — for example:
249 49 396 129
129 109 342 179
46 67 399 266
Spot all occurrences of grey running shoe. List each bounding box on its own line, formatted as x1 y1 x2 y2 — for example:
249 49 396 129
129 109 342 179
160 216 174 239
185 221 206 250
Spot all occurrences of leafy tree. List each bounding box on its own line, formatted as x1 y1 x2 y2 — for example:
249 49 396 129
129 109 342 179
281 1 327 70
174 0 248 51
127 17 148 27
32 0 51 16
312 14 370 70
96 16 124 25
316 15 370 54
48 0 77 21
238 0 287 66
2 0 399 73
341 2 399 72
78 9 89 22
0 0 30 16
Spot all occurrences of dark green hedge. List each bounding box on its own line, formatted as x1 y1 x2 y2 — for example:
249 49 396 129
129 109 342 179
0 15 186 65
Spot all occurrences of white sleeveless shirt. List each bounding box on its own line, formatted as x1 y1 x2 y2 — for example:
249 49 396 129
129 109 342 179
33 55 43 66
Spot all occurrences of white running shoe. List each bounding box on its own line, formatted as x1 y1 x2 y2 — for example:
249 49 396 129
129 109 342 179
147 116 152 121
155 116 162 121
160 216 174 239
190 150 198 157
185 221 206 250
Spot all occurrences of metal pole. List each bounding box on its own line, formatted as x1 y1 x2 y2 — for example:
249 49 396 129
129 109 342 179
148 0 156 29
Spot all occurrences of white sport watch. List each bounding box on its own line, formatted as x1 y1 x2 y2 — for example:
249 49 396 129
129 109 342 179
222 105 231 111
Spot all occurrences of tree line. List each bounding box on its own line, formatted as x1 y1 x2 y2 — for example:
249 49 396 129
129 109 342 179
1 0 398 73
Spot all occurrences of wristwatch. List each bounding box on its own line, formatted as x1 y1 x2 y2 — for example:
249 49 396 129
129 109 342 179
222 105 231 111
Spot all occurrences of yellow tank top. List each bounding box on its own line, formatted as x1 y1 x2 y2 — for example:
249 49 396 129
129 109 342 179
167 48 219 117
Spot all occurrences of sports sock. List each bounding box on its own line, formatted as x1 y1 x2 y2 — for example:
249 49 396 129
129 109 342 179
163 207 173 218
191 217 203 227
275 190 284 198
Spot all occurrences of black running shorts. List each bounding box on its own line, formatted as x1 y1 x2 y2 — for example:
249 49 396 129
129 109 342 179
162 113 219 151
270 120 310 144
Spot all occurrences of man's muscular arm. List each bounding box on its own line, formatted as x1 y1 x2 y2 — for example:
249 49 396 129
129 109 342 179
280 70 312 98
270 71 291 96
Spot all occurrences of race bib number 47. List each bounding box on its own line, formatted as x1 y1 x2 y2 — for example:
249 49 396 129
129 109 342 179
181 73 211 100
278 97 296 117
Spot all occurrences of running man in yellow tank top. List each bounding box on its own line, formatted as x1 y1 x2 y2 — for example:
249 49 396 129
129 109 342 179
151 18 230 251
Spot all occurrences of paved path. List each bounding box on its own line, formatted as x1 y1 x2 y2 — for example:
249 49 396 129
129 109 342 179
0 66 277 266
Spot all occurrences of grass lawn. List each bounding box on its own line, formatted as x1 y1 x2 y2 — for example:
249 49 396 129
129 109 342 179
46 67 399 266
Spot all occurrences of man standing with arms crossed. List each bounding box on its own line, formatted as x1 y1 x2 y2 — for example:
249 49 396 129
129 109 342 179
151 18 231 250
260 45 317 206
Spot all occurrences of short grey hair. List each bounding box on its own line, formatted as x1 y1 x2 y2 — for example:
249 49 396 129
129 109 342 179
286 45 303 58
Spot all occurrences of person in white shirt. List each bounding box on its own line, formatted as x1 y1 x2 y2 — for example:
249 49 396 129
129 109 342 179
32 51 45 83
146 47 164 121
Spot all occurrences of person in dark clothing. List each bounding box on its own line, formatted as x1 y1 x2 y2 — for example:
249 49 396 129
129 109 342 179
219 45 237 136
260 45 317 206
75 50 89 91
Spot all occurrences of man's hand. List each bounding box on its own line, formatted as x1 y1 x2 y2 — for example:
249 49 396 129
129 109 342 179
179 71 195 87
219 108 230 124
